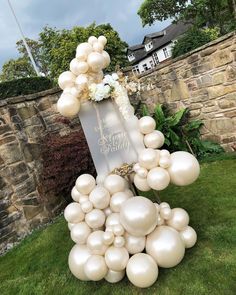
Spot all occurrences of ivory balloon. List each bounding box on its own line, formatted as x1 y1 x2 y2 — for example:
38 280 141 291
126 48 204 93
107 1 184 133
105 269 125 283
120 196 157 236
160 149 170 157
134 174 151 192
81 201 93 213
168 151 200 186
84 255 108 281
70 222 91 244
88 36 98 45
101 50 110 68
160 207 172 220
68 244 91 280
133 163 141 172
98 35 107 46
160 202 170 209
85 209 105 229
76 42 93 56
167 208 189 231
146 225 185 268
124 189 134 197
79 195 89 204
147 167 170 191
76 49 87 61
89 186 110 209
64 202 84 223
103 207 113 217
105 246 129 271
87 230 108 255
76 174 96 195
71 186 81 202
68 223 76 231
93 42 103 53
75 74 88 88
110 192 131 212
103 231 114 245
124 232 146 254
58 71 76 90
159 156 171 169
114 236 125 248
105 213 120 227
138 148 159 170
179 226 197 248
157 215 164 226
104 174 126 194
87 52 104 71
136 167 148 178
126 253 158 288
144 130 165 149
70 59 89 75
57 93 80 118
70 86 82 98
113 224 124 236
139 116 156 135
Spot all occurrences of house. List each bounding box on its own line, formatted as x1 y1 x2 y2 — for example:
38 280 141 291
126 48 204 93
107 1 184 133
127 22 191 75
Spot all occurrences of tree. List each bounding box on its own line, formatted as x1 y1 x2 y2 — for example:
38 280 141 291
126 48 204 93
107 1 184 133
138 0 236 34
0 23 128 82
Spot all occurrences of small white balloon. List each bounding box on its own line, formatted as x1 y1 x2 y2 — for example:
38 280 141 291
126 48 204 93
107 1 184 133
160 207 173 220
157 215 164 226
70 86 82 98
98 35 107 46
58 71 76 90
70 59 89 75
160 202 170 209
93 42 104 53
124 189 134 197
124 232 146 254
103 207 113 217
134 174 151 192
76 42 93 55
101 50 110 68
70 222 91 244
136 167 148 178
57 93 80 118
160 149 170 157
81 200 93 213
79 195 89 204
105 246 129 271
89 186 110 209
87 52 104 72
138 148 159 170
110 192 131 213
87 230 108 255
104 174 126 194
71 186 81 202
139 116 156 135
75 74 88 88
179 226 197 248
76 174 96 195
114 236 125 248
84 255 108 281
113 224 125 236
133 163 141 173
85 209 106 229
147 167 170 191
144 130 165 149
103 231 114 245
68 223 76 231
105 269 125 283
105 213 120 227
167 208 189 231
88 36 98 45
64 202 84 223
159 156 171 169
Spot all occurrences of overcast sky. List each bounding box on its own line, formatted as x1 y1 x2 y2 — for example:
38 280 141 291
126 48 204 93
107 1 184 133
0 0 171 71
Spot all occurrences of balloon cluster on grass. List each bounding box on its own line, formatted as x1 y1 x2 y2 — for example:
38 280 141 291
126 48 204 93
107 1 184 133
64 171 197 288
57 35 110 118
133 116 200 192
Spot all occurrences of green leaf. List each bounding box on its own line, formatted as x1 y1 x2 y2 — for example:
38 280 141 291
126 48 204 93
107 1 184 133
141 104 150 116
167 108 188 127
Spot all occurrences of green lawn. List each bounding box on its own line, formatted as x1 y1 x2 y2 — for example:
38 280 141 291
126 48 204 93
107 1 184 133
0 154 236 295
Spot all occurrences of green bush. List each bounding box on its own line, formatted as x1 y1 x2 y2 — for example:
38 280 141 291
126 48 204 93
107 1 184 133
0 76 54 99
172 27 220 58
142 103 224 158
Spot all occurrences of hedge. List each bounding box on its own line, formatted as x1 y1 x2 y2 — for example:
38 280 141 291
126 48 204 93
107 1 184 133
0 77 54 100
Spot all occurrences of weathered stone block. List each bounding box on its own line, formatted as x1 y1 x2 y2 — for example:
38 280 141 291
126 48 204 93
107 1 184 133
218 99 236 109
0 142 23 165
200 47 217 57
204 118 234 134
212 72 225 85
187 54 199 64
212 49 233 68
17 106 37 120
170 80 189 101
226 65 236 81
23 205 44 220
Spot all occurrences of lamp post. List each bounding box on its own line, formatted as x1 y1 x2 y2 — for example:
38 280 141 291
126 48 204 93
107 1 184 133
7 0 40 76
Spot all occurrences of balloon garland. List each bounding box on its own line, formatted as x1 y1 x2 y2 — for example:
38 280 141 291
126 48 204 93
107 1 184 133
57 36 199 288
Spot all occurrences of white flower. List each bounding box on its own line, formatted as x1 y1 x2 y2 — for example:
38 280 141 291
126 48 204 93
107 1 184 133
111 73 119 81
89 83 111 102
103 74 119 87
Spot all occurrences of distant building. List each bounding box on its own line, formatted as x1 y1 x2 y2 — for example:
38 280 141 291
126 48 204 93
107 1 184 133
127 22 190 75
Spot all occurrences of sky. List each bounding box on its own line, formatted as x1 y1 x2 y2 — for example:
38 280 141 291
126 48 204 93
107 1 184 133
0 0 171 71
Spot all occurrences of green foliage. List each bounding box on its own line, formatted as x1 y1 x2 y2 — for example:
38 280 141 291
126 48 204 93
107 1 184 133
172 27 220 58
0 77 54 99
142 103 224 158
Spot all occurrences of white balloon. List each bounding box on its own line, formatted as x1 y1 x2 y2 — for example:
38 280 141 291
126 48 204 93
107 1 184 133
76 174 96 195
79 195 89 204
81 200 93 213
124 189 134 197
114 236 125 248
157 215 164 226
71 186 81 202
110 192 131 213
105 246 129 271
124 232 146 254
105 213 120 227
75 74 88 88
138 148 159 170
57 93 80 118
160 149 170 157
179 226 197 248
84 255 108 281
70 59 89 75
113 224 125 236
160 202 170 209
70 86 83 98
159 156 171 169
139 116 156 135
133 163 141 173
168 151 200 186
103 231 114 245
167 208 189 231
58 71 76 90
104 174 126 194
64 202 84 223
87 230 108 255
85 209 105 229
88 36 98 45
89 186 110 209
98 35 107 46
105 269 125 283
160 207 172 220
126 253 158 288
93 42 104 53
68 222 76 231
76 42 93 55
134 174 151 192
103 207 113 217
101 50 110 68
154 203 160 213
147 167 170 191
144 130 165 149
70 222 91 244
87 52 104 72
136 167 148 178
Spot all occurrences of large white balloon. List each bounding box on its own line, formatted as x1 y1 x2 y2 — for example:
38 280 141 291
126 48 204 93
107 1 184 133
89 186 110 209
84 255 108 281
144 130 165 149
167 208 189 231
101 51 110 68
126 253 158 288
57 93 80 118
64 202 84 223
133 174 151 192
105 269 125 283
138 148 159 170
179 226 197 248
71 186 81 202
147 167 170 191
70 222 91 244
85 209 105 229
110 192 131 212
104 174 126 194
167 151 200 186
70 59 89 75
68 244 91 280
139 116 156 135
87 230 108 255
105 246 129 271
124 232 146 254
146 225 185 268
120 197 157 236
87 52 104 72
76 174 96 195
76 42 93 56
58 71 76 90
88 36 98 45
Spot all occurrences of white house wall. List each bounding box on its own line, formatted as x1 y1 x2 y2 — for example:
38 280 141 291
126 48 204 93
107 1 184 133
138 56 154 73
156 43 173 62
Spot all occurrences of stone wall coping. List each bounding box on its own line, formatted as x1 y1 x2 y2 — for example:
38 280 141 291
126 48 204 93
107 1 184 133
0 87 61 107
123 31 236 78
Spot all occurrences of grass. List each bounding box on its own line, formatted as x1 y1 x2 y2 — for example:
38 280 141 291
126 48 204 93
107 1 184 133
0 153 236 295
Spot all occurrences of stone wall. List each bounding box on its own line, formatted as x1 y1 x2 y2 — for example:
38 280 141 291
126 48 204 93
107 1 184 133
0 88 89 253
125 32 236 151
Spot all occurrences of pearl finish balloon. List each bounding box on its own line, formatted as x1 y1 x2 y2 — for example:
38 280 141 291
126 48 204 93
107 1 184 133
146 225 185 268
87 231 108 255
133 163 141 172
120 197 157 236
68 223 76 231
87 52 104 71
85 209 105 229
70 222 91 244
93 42 103 53
103 207 112 217
124 189 134 197
71 186 81 202
79 195 89 204
179 226 197 248
144 130 165 149
110 192 131 213
168 151 200 186
58 71 76 90
139 116 156 135
126 253 158 288
167 208 189 231
105 213 120 227
105 246 129 271
160 202 170 209
159 157 171 169
104 174 126 194
84 255 108 281
114 236 125 248
70 86 82 98
113 224 124 236
75 74 88 87
124 232 146 254
70 59 89 75
103 231 114 245
157 215 164 226
137 167 148 178
76 174 96 195
88 36 98 45
98 35 107 46
81 201 93 213
134 174 151 192
76 42 93 56
154 203 160 213
160 149 170 157
57 93 80 118
76 50 87 61
68 244 91 280
101 50 110 68
64 202 85 223
160 207 173 220
105 269 125 283
147 167 170 191
139 148 159 169
89 186 110 209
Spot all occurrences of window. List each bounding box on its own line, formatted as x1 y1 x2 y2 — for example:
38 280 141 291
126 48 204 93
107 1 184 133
152 52 159 65
128 53 135 62
132 65 140 74
145 41 153 52
163 47 170 58
142 63 149 71
150 59 154 68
